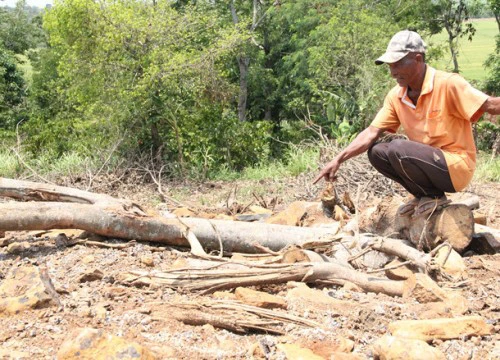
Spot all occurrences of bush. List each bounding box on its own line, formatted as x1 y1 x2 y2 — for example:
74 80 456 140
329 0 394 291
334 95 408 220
484 36 500 95
180 108 273 179
475 120 499 152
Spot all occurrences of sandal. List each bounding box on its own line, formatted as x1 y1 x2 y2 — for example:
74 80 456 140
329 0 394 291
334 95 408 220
413 196 451 218
397 197 420 217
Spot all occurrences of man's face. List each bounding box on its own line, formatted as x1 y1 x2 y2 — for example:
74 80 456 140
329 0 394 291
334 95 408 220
388 53 419 88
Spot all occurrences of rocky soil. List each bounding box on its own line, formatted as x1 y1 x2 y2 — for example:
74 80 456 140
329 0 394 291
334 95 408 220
0 174 499 360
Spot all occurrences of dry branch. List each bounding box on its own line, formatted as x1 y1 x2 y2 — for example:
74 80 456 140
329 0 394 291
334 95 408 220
0 177 145 214
118 261 404 296
347 234 458 276
363 236 433 272
156 299 321 334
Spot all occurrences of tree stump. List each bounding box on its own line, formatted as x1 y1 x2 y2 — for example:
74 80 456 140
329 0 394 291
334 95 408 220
401 204 474 252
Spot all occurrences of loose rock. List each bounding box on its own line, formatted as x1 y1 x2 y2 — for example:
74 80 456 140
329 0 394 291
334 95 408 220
388 316 494 342
57 328 158 359
402 274 447 303
6 241 30 254
235 287 287 309
372 334 445 360
286 282 355 315
79 269 104 283
0 265 58 314
140 254 155 267
276 343 324 360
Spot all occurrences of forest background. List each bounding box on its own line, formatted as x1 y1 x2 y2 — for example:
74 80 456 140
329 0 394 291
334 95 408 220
0 0 499 185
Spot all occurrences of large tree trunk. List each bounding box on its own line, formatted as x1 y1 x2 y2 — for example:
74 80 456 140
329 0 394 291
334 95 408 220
230 0 250 122
0 201 344 253
0 178 342 253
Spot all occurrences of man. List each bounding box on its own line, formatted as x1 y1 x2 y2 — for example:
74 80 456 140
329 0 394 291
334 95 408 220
313 30 500 217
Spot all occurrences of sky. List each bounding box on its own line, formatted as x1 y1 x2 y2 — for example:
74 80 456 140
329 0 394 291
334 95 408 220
0 0 53 8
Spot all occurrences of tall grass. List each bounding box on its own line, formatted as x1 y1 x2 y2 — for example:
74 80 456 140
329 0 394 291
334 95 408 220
0 150 21 178
211 144 319 181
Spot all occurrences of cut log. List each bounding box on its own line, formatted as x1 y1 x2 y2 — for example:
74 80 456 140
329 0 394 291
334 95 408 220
359 197 478 253
407 204 474 252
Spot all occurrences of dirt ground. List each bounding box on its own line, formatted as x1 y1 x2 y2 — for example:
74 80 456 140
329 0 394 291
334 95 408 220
0 172 499 359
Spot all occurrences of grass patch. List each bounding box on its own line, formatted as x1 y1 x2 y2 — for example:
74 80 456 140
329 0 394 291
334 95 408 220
0 150 96 180
474 153 500 182
48 152 94 177
32 152 90 178
429 18 497 81
0 150 20 178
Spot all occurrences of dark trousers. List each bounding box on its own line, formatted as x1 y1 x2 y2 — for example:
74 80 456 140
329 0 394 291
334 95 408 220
367 139 455 198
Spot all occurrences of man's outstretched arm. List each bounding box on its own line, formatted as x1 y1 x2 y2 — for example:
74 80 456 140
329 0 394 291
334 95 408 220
313 125 385 184
481 96 500 115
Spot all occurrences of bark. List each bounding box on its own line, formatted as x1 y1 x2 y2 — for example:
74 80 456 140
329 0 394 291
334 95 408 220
230 0 249 122
492 132 500 159
237 56 250 122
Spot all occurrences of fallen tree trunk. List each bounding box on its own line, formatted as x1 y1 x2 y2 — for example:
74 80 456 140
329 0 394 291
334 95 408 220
0 202 340 253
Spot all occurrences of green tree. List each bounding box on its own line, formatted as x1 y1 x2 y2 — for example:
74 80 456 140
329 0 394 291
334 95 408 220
488 0 500 30
25 0 478 176
249 1 396 129
380 0 476 73
0 0 45 54
484 0 500 94
0 46 26 131
437 0 476 73
27 0 271 176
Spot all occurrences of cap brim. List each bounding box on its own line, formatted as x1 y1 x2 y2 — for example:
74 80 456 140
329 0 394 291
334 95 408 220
375 51 409 65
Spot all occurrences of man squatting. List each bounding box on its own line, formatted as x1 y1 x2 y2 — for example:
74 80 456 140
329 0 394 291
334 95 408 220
314 30 500 218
